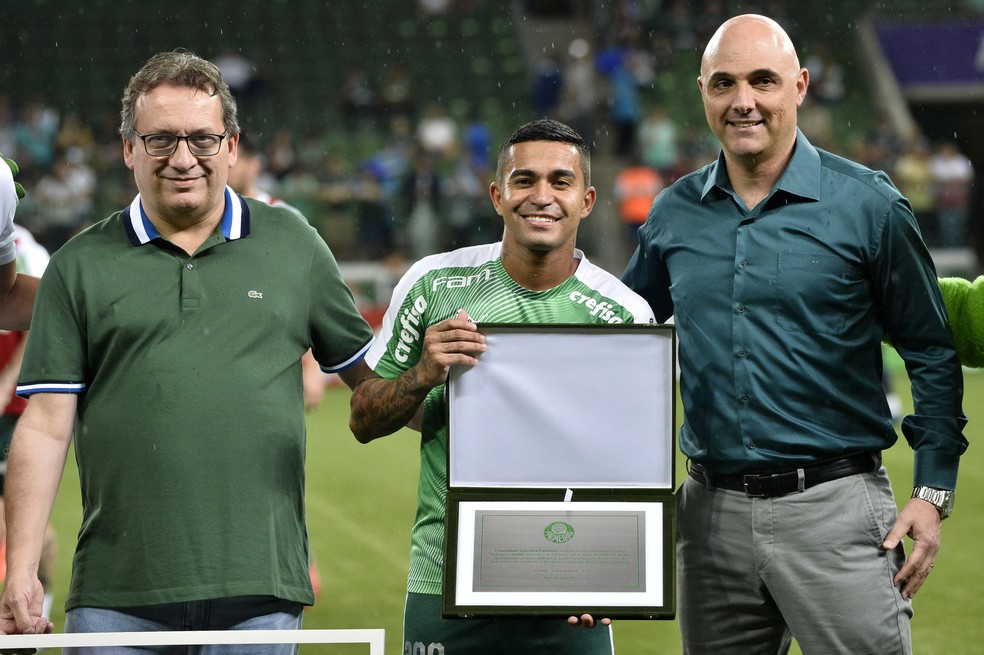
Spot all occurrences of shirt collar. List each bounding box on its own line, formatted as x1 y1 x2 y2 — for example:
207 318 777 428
123 186 251 246
701 129 822 204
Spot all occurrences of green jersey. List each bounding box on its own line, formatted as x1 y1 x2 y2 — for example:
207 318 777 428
366 243 655 595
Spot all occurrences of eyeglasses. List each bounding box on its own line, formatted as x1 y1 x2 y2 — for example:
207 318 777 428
133 131 228 157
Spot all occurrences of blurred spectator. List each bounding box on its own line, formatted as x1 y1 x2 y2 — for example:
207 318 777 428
296 129 328 174
54 112 95 161
14 97 59 171
266 128 298 179
402 152 442 259
669 125 719 184
417 102 458 160
637 104 678 172
340 69 377 129
531 52 565 118
648 29 678 74
31 150 96 252
863 114 905 172
804 41 846 105
694 0 730 45
369 115 416 198
378 65 414 117
665 0 698 51
352 164 397 260
417 0 452 16
797 94 835 151
444 153 488 249
615 160 663 252
227 133 281 205
894 137 938 246
317 154 358 247
929 141 974 248
606 51 643 158
462 112 493 170
214 48 266 107
557 38 598 144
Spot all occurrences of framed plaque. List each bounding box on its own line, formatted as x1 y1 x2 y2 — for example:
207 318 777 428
443 324 676 619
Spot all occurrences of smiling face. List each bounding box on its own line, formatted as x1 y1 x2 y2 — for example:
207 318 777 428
698 15 807 171
123 83 237 229
490 140 595 256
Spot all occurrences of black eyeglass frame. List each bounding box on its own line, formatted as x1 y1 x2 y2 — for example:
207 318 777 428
132 130 229 157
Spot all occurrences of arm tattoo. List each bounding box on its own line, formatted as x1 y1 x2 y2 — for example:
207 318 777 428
350 367 432 441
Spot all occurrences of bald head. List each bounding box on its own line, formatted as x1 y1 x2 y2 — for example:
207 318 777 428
701 14 800 77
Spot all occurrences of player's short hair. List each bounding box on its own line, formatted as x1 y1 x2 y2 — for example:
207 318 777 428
496 118 591 186
119 49 239 141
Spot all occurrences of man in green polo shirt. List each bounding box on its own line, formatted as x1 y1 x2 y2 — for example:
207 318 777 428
0 51 374 652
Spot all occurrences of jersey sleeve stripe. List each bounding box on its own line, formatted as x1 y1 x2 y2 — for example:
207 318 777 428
16 382 87 396
320 336 375 373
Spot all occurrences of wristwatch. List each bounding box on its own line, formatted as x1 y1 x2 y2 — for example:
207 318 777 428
911 486 954 520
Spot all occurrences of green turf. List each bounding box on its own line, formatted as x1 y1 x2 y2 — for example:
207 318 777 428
43 368 984 654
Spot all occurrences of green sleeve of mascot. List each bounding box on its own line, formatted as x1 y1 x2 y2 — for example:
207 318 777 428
939 276 984 368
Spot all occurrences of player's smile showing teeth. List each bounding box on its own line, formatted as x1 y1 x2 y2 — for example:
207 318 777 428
524 215 558 223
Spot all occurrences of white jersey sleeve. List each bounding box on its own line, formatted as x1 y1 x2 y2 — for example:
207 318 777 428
0 162 18 266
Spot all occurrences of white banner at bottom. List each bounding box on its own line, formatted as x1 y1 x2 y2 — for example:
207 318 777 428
0 628 385 653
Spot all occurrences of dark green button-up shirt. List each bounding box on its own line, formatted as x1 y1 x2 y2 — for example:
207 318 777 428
623 130 967 488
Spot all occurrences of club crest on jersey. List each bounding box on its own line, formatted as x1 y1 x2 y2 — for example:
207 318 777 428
568 291 624 323
394 295 429 363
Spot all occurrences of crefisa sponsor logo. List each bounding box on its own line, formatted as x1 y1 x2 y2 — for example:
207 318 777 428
569 291 624 323
394 295 428 363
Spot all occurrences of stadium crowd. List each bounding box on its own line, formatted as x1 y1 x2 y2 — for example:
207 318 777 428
0 0 976 262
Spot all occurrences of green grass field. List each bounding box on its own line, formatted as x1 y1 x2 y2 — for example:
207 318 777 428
44 367 984 654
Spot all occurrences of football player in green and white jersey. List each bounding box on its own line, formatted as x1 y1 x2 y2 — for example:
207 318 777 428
349 119 654 655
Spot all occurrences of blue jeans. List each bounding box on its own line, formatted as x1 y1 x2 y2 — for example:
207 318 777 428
64 595 303 655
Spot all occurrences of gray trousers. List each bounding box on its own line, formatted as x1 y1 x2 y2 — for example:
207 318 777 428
676 466 913 655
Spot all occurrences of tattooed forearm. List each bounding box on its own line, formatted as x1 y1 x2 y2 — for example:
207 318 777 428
349 367 432 443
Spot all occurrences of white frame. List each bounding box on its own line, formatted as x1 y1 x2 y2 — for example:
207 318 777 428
454 500 665 608
0 629 385 653
447 324 675 489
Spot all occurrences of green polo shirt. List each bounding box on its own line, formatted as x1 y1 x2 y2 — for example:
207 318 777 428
18 188 374 610
623 129 967 489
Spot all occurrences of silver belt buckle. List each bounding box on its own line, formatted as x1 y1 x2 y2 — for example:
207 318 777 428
742 473 771 498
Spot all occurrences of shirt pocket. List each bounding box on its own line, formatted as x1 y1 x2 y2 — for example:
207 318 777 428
776 252 862 334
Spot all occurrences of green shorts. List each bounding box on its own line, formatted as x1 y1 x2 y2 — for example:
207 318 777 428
403 592 614 655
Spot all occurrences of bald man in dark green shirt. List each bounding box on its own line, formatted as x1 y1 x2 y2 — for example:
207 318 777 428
623 14 965 655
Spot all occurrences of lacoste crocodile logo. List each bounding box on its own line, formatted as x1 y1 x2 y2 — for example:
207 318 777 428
247 290 263 299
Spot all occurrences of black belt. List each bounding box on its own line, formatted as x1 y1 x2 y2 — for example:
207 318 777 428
687 453 879 498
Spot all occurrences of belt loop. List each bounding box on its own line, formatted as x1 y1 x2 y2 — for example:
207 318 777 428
796 468 806 493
